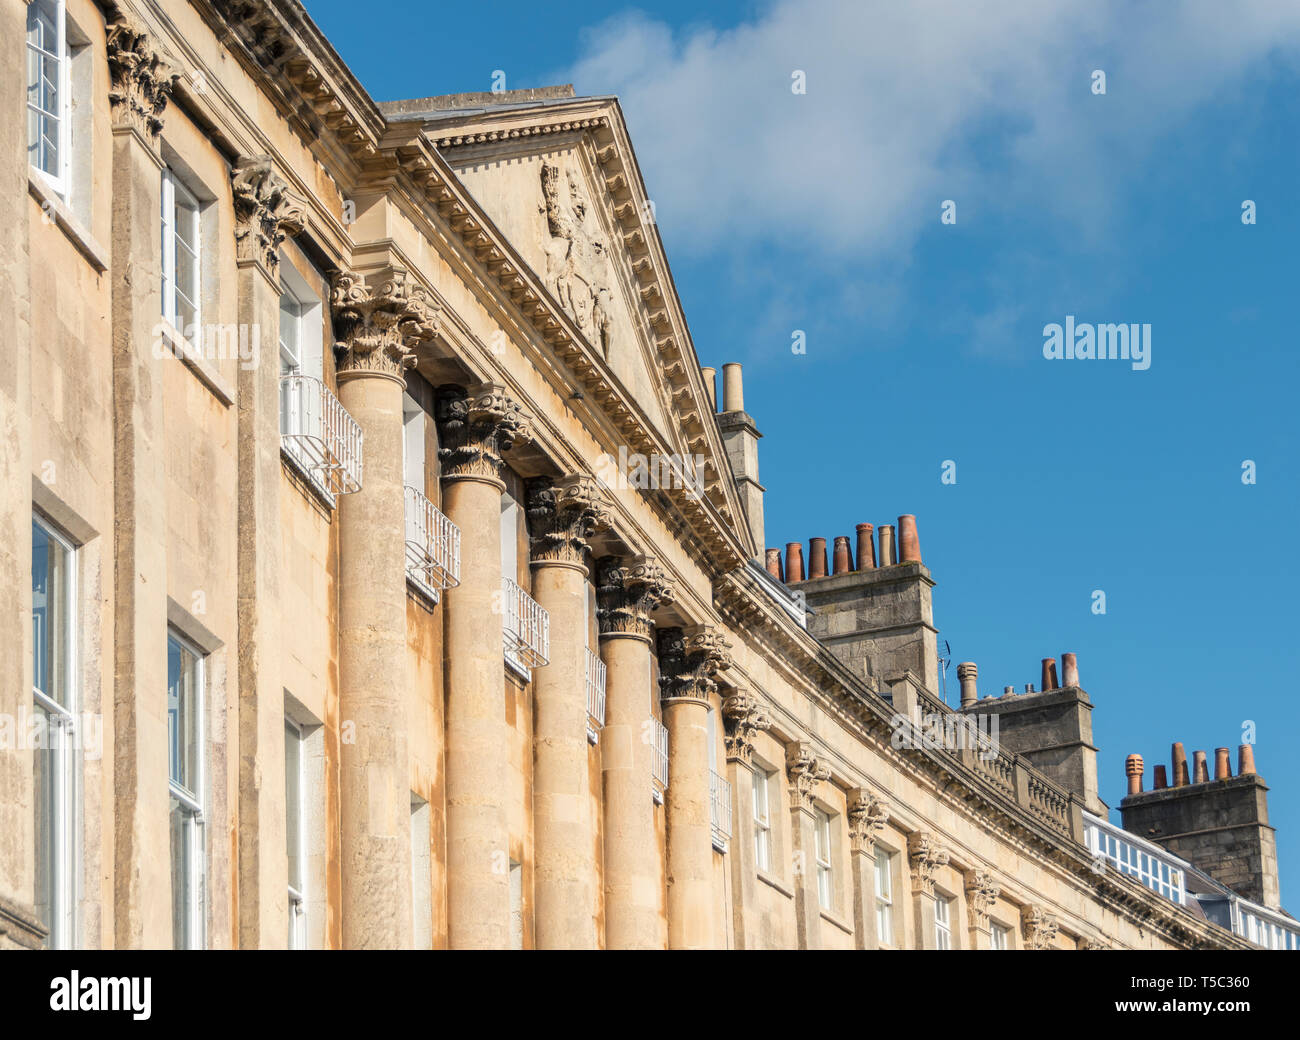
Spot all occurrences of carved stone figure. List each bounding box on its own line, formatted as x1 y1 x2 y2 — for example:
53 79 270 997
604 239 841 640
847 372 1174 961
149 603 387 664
540 162 613 357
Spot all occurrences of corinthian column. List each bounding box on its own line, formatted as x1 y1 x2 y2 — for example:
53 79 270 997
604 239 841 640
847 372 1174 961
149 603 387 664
657 625 730 949
105 14 177 948
847 788 889 949
436 382 530 948
908 831 951 949
964 868 1001 950
231 157 304 948
721 689 771 949
596 555 673 949
525 475 610 949
786 741 831 949
333 268 436 947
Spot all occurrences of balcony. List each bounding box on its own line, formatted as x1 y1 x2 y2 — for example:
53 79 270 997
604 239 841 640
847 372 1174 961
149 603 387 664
585 647 606 744
650 717 669 804
501 575 549 672
404 486 460 602
280 374 363 497
710 769 732 852
1083 811 1187 905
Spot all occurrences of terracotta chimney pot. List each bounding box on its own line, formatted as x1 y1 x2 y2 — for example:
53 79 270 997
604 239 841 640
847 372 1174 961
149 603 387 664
785 541 804 583
855 523 876 570
1172 743 1189 787
897 514 922 563
1192 750 1209 784
832 536 852 575
1153 764 1168 790
1126 754 1144 796
765 548 783 582
1041 658 1059 692
1238 744 1256 776
878 524 896 566
957 662 978 708
1214 747 1232 781
808 537 828 579
1061 652 1079 688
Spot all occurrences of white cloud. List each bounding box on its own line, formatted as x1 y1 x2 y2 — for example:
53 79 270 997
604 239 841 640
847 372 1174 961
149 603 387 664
566 0 1300 260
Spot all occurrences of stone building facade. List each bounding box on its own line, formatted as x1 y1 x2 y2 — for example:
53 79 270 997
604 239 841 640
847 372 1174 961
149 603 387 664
0 0 1275 950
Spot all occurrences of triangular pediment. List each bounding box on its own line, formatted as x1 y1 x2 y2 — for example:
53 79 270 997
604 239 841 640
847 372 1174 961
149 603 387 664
388 92 754 557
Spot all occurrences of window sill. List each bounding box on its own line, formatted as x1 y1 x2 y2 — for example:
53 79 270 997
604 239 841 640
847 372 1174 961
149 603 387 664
820 907 854 936
757 869 794 899
159 321 235 407
28 171 108 273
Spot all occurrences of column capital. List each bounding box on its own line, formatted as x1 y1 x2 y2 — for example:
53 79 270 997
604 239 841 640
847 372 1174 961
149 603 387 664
907 831 951 896
1021 904 1060 950
595 555 674 641
232 157 305 279
656 625 730 703
526 475 611 569
332 268 437 379
721 689 772 765
435 382 532 486
847 788 890 854
105 12 178 146
963 868 1001 929
785 741 830 812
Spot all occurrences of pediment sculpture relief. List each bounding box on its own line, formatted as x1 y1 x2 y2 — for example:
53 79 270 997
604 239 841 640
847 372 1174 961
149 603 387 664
540 161 613 357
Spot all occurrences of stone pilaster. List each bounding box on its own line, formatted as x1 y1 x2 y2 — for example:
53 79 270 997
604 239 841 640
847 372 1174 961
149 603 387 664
596 555 673 949
334 268 434 947
232 156 303 947
963 868 1001 950
785 740 831 949
847 788 890 949
106 10 177 949
526 475 610 949
908 831 950 949
437 381 531 949
722 689 771 949
1022 904 1060 950
0 0 39 950
657 625 730 949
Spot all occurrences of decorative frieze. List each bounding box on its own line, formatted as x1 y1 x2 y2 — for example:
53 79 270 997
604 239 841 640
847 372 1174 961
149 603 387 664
1021 904 1060 950
847 788 890 854
332 269 437 378
595 555 674 640
964 869 1002 929
435 382 531 483
785 741 831 812
105 13 177 143
525 475 611 567
907 832 951 895
231 157 305 276
721 690 772 765
656 625 731 703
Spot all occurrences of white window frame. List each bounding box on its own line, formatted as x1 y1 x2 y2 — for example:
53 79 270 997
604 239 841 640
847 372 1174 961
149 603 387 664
285 717 306 950
168 629 205 950
990 922 1011 950
752 766 771 873
31 512 77 949
934 893 953 950
813 808 834 911
161 168 201 344
26 0 70 198
874 848 893 946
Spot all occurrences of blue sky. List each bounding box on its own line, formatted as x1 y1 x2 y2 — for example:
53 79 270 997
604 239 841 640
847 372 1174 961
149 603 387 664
304 0 1300 905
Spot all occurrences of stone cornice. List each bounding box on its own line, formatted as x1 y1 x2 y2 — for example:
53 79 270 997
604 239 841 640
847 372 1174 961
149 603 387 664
657 625 731 703
721 690 772 765
231 155 305 276
104 6 178 145
331 268 437 378
435 382 531 484
595 555 674 640
847 788 890 855
526 475 611 568
908 832 951 896
785 741 831 812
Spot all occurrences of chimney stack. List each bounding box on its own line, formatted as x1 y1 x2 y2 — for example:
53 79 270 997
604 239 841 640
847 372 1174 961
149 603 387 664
832 536 853 575
1172 743 1189 787
1153 764 1168 790
700 366 717 411
957 662 979 708
765 548 783 582
1192 750 1209 784
1214 747 1232 780
784 542 805 583
1061 652 1079 688
808 538 828 579
855 524 876 571
1040 658 1059 692
878 525 896 566
1126 754 1144 796
1238 744 1256 776
897 515 922 563
716 362 766 562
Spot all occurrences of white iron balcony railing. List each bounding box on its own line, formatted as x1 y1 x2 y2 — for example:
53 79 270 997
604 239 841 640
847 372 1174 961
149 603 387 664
404 486 460 601
280 374 363 497
585 647 606 743
501 575 549 671
1083 811 1187 906
710 769 732 852
650 717 669 803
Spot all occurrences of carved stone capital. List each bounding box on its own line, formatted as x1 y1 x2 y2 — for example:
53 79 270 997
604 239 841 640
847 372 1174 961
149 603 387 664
1021 905 1060 950
595 555 674 640
1078 936 1111 950
964 868 1001 929
231 157 305 276
435 383 531 484
332 269 437 378
105 13 177 143
785 741 831 812
526 475 611 568
847 788 890 854
656 625 731 703
721 690 772 765
907 831 951 895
